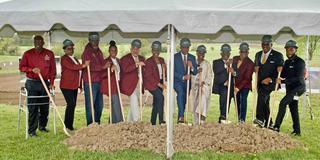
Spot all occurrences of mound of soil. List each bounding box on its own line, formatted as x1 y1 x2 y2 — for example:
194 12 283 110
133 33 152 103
64 122 301 154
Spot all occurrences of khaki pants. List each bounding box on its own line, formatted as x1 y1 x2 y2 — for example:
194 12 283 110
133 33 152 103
128 86 141 122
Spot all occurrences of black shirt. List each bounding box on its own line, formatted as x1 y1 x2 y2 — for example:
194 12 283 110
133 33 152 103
281 55 306 95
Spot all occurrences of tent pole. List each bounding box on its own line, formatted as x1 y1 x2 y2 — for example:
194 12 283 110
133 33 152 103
306 35 314 120
303 35 313 120
306 35 312 96
166 24 175 160
47 31 52 50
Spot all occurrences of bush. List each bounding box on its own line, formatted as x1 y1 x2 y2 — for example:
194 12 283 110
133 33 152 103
0 38 19 56
51 39 88 59
74 39 88 59
139 39 152 58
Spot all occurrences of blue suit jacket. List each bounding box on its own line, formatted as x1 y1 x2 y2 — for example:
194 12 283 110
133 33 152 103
173 52 198 89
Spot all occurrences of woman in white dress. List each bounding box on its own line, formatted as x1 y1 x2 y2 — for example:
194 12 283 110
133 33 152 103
191 45 213 125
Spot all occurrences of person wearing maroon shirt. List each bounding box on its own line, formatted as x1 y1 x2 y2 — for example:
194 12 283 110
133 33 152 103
120 39 145 122
101 40 123 123
60 39 89 130
233 42 255 123
19 35 56 137
81 32 109 125
144 41 166 125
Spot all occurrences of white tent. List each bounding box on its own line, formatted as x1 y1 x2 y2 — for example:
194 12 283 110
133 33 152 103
1 0 319 159
1 0 320 34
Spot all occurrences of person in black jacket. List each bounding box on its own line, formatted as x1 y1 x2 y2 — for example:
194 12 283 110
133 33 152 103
254 35 284 128
272 40 306 136
212 44 238 123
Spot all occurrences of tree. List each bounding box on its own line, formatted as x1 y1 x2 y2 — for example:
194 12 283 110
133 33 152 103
0 38 18 56
297 36 320 60
308 36 320 60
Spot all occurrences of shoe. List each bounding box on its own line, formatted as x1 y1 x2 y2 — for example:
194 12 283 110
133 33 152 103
66 127 74 131
268 125 274 130
239 120 245 124
160 121 166 125
218 116 226 124
291 131 301 136
253 119 264 128
29 132 37 137
272 127 280 132
178 117 185 124
39 127 49 133
220 120 231 124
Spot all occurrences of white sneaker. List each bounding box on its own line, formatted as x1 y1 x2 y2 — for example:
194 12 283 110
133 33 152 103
220 120 232 124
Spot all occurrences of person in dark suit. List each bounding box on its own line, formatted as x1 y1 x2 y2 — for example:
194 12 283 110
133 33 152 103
60 39 89 131
144 41 166 125
101 40 123 123
272 40 306 136
120 39 145 122
233 42 255 123
174 38 198 123
212 44 238 123
254 35 284 128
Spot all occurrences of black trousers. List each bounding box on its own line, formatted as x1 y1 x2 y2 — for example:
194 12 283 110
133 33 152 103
216 85 232 120
25 80 49 134
256 86 272 126
149 86 164 125
61 88 78 130
274 92 300 133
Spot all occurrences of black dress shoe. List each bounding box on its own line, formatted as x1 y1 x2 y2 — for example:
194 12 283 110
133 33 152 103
29 132 37 137
253 119 264 128
39 128 49 132
271 127 280 132
291 131 301 136
160 121 166 125
67 127 74 131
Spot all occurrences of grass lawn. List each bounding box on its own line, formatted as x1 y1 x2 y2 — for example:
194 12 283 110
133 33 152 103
0 55 20 75
0 55 20 63
0 92 319 160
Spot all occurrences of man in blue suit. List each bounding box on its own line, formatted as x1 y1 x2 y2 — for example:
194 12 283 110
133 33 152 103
174 38 198 123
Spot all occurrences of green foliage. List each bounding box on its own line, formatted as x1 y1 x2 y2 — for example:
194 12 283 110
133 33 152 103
51 43 64 57
296 36 320 60
139 39 152 58
51 39 88 59
74 39 88 59
0 38 19 56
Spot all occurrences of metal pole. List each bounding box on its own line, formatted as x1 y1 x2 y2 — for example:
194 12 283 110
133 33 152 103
47 31 52 50
306 36 312 98
166 24 175 160
305 35 314 120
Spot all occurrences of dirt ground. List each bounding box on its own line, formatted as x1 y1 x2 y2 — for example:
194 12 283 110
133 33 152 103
64 122 301 154
0 74 145 106
0 74 74 105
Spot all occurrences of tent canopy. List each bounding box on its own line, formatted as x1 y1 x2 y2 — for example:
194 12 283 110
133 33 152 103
1 0 320 36
1 1 318 159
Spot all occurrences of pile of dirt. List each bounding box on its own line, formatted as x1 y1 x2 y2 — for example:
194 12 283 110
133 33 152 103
64 122 301 154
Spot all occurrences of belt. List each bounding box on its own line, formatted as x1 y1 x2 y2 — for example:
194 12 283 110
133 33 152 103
26 78 48 82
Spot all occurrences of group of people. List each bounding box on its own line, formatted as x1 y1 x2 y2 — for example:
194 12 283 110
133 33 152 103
19 33 305 137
